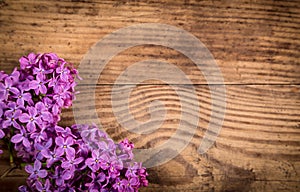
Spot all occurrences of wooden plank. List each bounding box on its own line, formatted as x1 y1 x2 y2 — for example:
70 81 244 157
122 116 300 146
58 84 300 191
0 0 299 84
0 0 299 191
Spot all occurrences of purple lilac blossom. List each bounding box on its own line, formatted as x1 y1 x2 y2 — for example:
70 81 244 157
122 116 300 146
0 78 19 100
2 110 22 129
19 107 42 132
35 179 51 192
11 126 31 148
55 136 75 157
0 53 148 191
25 160 47 179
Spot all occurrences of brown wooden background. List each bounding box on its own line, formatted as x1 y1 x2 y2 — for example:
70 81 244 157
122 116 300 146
0 0 300 191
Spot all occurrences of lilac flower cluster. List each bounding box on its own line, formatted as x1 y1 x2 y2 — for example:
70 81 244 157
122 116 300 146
0 53 148 191
20 124 148 191
0 53 78 161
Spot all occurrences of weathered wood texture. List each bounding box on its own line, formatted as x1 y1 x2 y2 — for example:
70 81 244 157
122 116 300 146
0 0 300 191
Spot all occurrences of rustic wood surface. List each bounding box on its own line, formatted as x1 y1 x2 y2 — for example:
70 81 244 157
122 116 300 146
0 0 300 191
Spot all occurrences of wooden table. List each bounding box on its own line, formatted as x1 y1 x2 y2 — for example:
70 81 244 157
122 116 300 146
0 0 299 191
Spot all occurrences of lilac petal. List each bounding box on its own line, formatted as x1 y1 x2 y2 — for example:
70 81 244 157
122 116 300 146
81 130 89 139
42 112 52 122
66 137 74 145
25 165 34 174
18 185 28 192
45 138 52 148
10 87 19 95
40 84 47 94
38 170 47 178
23 92 31 101
55 137 64 146
34 160 41 170
12 121 21 130
98 141 108 150
56 178 64 186
12 88 20 96
11 134 23 143
61 162 71 169
23 138 30 148
66 147 75 157
7 102 16 110
19 57 29 69
35 143 43 151
92 150 100 159
62 171 72 180
65 152 74 161
46 159 57 168
56 65 62 73
36 75 43 82
5 78 13 87
117 154 129 161
32 67 40 75
52 104 59 115
28 53 37 60
53 95 64 107
9 69 20 83
19 80 31 91
19 114 30 123
41 150 51 158
35 181 43 191
61 74 68 82
55 147 64 157
85 158 94 166
35 118 43 127
17 98 24 106
48 78 57 87
55 125 64 132
0 129 4 139
129 177 139 186
100 153 109 162
2 120 12 128
0 90 6 100
98 172 106 182
28 107 37 117
53 114 60 123
14 110 22 118
45 179 50 189
45 68 53 74
0 83 5 90
29 81 39 90
35 102 44 111
26 121 36 132
33 88 39 95
74 157 84 165
28 173 37 179
0 106 4 117
36 153 43 161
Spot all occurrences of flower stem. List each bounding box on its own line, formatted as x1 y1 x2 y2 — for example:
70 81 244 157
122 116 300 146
8 127 15 167
8 141 14 167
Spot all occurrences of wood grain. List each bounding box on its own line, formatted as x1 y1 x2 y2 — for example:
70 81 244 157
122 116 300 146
0 0 300 84
58 84 300 191
0 0 299 191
